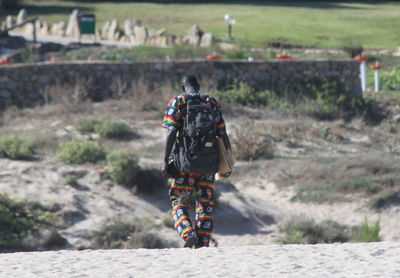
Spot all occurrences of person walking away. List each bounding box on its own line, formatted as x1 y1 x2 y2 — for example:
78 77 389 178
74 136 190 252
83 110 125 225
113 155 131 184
161 75 231 248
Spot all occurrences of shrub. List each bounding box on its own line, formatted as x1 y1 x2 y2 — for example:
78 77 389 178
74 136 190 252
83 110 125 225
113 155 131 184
367 66 400 91
359 216 381 242
0 135 36 160
0 193 53 251
94 220 174 249
77 117 101 133
369 191 400 210
232 121 274 161
213 74 380 121
78 117 133 139
278 218 353 244
106 151 140 186
94 118 132 139
57 139 107 164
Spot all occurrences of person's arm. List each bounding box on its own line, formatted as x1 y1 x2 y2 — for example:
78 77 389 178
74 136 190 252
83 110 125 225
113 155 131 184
161 128 177 177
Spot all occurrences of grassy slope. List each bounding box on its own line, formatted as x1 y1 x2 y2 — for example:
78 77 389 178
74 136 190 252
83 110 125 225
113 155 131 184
1 1 400 48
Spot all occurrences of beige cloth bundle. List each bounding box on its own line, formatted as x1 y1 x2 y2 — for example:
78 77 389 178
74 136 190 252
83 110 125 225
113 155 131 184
216 137 234 179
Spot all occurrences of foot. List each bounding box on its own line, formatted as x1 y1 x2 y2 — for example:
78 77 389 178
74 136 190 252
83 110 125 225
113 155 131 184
184 234 198 248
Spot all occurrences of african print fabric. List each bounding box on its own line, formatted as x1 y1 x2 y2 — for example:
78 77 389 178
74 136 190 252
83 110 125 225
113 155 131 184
169 172 215 248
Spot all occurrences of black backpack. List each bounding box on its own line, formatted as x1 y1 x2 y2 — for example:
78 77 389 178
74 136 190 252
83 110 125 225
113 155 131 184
171 94 219 175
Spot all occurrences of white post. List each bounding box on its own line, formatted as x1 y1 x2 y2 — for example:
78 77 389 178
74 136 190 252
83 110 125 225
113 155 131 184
360 61 367 92
375 68 380 93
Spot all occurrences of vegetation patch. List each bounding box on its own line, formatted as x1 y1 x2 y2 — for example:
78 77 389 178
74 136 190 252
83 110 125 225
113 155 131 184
94 219 174 249
278 217 381 244
290 154 400 206
57 139 107 164
78 117 133 139
359 216 382 242
278 219 355 244
0 193 54 251
0 135 36 160
213 75 381 122
232 121 274 161
106 151 140 186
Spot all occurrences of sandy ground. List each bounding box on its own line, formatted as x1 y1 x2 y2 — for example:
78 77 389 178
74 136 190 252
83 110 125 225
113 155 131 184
1 242 399 278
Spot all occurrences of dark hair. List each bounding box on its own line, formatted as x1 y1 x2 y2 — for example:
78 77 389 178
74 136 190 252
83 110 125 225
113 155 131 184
181 75 200 92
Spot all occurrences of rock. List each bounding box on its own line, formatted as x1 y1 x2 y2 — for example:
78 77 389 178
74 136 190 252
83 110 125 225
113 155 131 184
156 36 168 47
133 25 147 45
200 33 214 48
101 21 111 39
17 9 27 25
51 21 66 37
66 9 80 38
107 19 119 41
24 22 34 35
40 21 50 36
185 24 204 46
124 19 141 37
167 34 177 46
6 15 14 29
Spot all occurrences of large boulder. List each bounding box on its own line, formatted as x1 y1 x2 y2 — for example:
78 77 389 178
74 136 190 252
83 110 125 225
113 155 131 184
51 21 66 37
124 19 141 37
101 21 111 39
200 33 214 48
17 9 27 25
40 21 50 36
184 24 204 46
6 15 14 29
108 19 119 40
133 25 147 45
66 9 80 38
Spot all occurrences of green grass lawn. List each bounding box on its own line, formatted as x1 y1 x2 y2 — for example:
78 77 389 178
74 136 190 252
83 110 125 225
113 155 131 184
2 1 400 48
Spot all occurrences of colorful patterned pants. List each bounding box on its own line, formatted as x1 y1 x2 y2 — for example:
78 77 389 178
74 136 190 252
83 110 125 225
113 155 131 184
169 172 215 248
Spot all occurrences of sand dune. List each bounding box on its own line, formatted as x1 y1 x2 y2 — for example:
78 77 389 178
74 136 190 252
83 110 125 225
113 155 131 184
1 242 399 278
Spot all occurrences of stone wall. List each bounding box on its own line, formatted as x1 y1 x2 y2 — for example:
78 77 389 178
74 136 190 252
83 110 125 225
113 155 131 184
0 60 361 110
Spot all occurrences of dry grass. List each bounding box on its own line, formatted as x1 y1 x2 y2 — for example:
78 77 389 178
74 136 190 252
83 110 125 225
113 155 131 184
231 120 275 161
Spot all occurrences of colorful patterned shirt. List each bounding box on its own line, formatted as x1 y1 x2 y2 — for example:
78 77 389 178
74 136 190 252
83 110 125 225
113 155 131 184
162 93 226 136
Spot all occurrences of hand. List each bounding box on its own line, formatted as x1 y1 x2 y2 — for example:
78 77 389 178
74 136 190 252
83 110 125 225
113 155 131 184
161 161 168 178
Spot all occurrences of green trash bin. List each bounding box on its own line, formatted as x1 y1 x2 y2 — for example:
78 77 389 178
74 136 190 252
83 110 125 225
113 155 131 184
79 14 95 35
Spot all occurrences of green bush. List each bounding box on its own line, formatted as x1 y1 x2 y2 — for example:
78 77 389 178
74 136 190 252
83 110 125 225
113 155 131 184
213 74 379 121
94 220 174 249
359 216 381 242
278 219 351 244
0 135 36 160
106 151 140 185
78 117 132 139
77 117 101 133
0 193 53 251
367 66 400 91
57 139 107 164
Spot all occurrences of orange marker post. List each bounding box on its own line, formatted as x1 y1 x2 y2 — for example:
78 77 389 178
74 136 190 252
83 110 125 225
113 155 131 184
354 56 370 92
